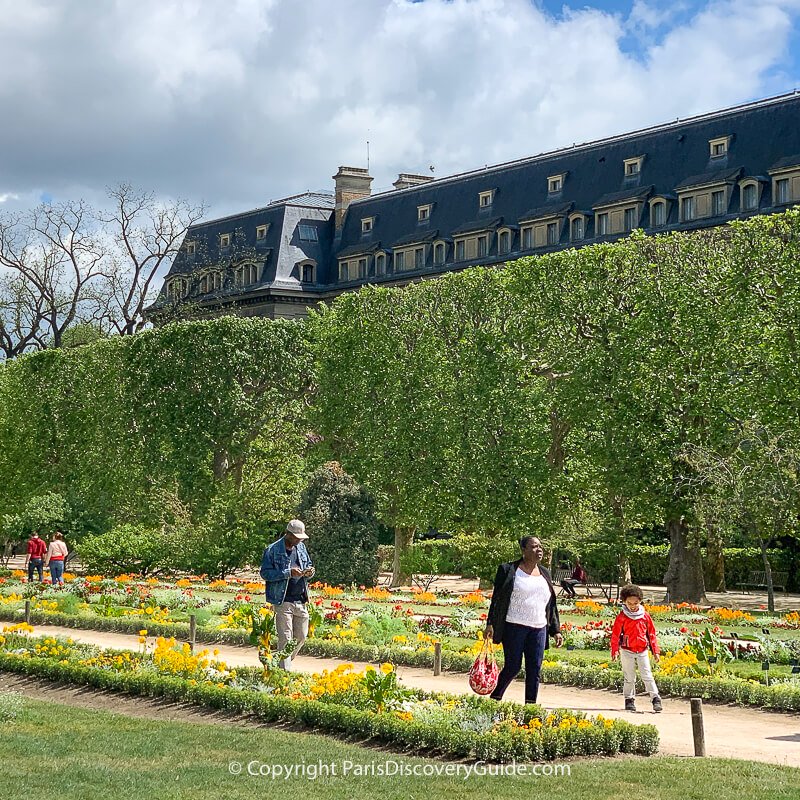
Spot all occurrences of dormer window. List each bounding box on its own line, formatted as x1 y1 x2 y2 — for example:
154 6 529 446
709 136 731 158
547 174 565 193
220 233 231 248
624 156 644 177
479 190 495 208
186 241 196 256
256 225 268 240
299 224 318 241
417 204 432 222
361 217 374 234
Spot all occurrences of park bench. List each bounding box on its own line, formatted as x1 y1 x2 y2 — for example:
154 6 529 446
553 567 618 601
737 571 788 595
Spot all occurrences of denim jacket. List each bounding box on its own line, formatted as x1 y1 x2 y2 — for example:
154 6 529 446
260 537 313 606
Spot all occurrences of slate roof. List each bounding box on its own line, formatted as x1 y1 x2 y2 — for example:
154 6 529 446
593 186 654 207
770 154 800 171
157 91 800 310
675 167 743 190
331 91 800 285
519 202 573 222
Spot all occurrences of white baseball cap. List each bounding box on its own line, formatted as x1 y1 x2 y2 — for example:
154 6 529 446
285 519 308 540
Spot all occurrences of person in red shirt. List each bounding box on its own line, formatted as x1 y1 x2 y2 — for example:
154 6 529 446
25 531 48 582
611 584 662 713
560 560 588 598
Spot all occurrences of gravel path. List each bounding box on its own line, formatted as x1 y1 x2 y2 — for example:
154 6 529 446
7 624 800 767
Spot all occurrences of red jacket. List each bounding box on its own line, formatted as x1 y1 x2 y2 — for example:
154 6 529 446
611 610 660 657
27 537 47 558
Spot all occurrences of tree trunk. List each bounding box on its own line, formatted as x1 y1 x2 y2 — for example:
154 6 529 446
391 525 415 588
618 556 632 586
704 521 726 592
663 517 707 603
759 538 775 613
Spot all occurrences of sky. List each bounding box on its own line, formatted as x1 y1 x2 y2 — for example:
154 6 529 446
0 0 799 221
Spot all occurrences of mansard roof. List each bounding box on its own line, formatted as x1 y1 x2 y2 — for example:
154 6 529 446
333 91 800 283
155 91 800 317
163 191 335 292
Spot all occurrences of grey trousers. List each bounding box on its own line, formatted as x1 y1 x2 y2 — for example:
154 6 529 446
273 600 309 670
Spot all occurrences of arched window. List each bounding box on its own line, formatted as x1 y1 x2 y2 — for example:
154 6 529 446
651 200 667 227
570 216 584 241
299 262 316 283
433 242 446 265
741 181 759 211
375 253 386 275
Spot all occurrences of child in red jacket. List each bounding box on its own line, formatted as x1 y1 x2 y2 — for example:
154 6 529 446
611 584 662 713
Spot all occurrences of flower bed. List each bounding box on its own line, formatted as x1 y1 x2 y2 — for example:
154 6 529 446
0 627 658 762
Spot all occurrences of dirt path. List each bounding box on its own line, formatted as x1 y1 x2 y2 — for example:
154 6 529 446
8 625 800 767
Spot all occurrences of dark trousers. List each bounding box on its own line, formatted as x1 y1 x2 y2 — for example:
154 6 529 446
561 579 580 597
490 622 547 705
28 558 44 582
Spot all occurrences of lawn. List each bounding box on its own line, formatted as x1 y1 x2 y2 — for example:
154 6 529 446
1 694 798 800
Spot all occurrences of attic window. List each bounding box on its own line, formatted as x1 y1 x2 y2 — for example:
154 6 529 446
479 190 495 208
299 224 318 242
186 241 196 255
418 204 432 222
220 233 231 248
256 225 268 240
361 217 374 234
624 156 644 176
547 174 565 193
709 136 731 158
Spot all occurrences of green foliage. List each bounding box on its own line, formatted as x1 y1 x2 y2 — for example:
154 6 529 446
0 316 312 551
353 606 413 646
297 462 381 588
2 492 70 541
77 523 181 576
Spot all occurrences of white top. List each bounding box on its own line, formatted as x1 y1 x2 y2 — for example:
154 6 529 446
45 540 69 561
505 568 550 628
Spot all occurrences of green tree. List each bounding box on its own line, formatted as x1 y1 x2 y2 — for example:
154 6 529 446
297 461 381 588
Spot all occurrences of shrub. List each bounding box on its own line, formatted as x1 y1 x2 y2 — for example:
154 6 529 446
78 524 181 576
297 462 381 588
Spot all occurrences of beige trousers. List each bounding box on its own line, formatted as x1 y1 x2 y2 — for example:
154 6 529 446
273 601 309 670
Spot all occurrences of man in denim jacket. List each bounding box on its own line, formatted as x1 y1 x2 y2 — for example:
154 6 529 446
260 519 315 670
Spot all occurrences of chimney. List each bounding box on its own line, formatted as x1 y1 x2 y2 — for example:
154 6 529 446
393 173 434 190
333 166 373 229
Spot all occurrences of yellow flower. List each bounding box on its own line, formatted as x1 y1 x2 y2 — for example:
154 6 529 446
138 629 148 637
380 662 394 674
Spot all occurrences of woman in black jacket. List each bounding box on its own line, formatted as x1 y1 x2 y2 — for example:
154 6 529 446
484 535 562 704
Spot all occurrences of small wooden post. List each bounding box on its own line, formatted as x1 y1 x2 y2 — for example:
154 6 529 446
24 600 31 625
690 697 706 757
189 614 197 653
433 641 442 676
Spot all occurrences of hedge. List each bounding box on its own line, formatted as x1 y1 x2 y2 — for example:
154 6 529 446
5 612 798 711
0 651 659 761
386 541 798 590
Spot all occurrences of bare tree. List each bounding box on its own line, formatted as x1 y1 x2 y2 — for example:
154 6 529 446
0 186 205 359
0 200 106 356
94 184 206 335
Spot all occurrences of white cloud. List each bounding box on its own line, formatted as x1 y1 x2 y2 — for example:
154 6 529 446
0 0 797 217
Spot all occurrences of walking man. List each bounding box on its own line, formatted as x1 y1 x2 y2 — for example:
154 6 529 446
25 531 47 583
260 520 315 670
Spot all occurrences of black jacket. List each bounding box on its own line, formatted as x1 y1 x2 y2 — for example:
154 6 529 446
486 560 561 645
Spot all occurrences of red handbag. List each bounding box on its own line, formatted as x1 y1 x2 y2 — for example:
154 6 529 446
469 636 499 695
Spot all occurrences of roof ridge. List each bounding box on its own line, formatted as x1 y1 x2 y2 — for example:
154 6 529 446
191 191 334 229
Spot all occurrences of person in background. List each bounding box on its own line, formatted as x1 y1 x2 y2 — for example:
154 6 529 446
611 584 662 713
260 519 315 670
25 531 47 583
484 535 563 705
44 531 69 587
560 559 588 598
